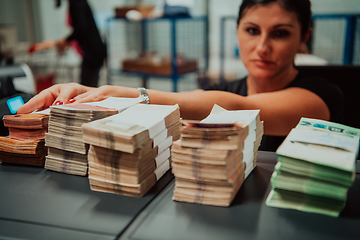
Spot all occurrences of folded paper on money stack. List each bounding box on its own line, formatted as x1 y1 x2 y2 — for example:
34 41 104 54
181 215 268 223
296 117 360 159
172 104 263 207
0 113 49 166
266 118 360 217
44 98 140 176
82 104 181 197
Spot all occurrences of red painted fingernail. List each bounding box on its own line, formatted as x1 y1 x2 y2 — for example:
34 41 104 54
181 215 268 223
67 98 76 103
54 101 63 106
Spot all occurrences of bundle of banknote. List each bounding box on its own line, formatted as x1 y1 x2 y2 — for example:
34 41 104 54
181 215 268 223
3 113 49 129
82 104 181 153
266 118 360 217
172 104 263 207
3 113 49 140
88 137 172 197
44 103 119 176
0 113 49 166
83 104 181 197
201 105 263 177
0 136 47 166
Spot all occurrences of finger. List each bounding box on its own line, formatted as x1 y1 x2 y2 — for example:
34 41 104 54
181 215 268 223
75 94 102 103
52 84 83 105
19 84 74 113
16 89 57 114
73 89 96 102
17 83 91 114
53 83 94 105
75 91 107 103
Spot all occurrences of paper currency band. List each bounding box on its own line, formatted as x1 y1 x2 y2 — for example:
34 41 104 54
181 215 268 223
138 87 150 104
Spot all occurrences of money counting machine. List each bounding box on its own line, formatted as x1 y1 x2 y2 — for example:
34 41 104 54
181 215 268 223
0 64 34 136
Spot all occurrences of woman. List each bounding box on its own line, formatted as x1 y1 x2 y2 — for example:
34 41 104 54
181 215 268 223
17 0 343 151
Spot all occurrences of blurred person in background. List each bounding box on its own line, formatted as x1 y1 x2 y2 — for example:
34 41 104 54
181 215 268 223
29 0 106 87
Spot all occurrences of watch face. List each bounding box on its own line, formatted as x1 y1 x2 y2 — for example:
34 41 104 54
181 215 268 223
138 88 149 104
7 96 24 114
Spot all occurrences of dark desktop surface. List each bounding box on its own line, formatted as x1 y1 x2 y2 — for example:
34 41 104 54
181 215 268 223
0 164 173 240
119 151 360 240
1 152 360 240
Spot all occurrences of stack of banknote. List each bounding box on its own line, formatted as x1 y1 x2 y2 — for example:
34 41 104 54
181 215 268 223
0 113 49 166
83 104 181 197
44 103 119 176
3 113 49 140
266 118 360 217
172 104 263 207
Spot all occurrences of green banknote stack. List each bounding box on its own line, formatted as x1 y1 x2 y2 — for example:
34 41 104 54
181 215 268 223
82 104 181 197
266 118 360 217
172 105 263 207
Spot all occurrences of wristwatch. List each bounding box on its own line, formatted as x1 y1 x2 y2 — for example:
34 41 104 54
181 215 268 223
138 87 150 104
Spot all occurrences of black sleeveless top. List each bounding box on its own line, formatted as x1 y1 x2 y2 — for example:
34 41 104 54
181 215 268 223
203 72 344 151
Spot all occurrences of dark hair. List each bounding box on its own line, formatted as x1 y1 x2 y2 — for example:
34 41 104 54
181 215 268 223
237 0 311 39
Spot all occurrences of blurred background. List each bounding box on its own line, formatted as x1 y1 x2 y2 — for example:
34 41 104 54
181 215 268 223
1 0 360 95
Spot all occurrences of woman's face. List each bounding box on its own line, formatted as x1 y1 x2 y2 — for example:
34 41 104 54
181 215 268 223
238 2 304 80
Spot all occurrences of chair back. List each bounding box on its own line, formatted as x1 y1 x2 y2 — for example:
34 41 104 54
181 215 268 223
296 65 360 129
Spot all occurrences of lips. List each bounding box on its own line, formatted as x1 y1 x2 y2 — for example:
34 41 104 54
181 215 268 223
251 59 276 67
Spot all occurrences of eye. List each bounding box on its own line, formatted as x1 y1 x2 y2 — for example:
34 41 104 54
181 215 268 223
272 30 289 38
246 27 260 36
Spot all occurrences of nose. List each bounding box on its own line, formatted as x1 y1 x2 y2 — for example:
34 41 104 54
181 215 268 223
256 34 271 57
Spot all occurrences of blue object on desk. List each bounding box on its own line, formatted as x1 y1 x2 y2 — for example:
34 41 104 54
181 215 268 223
6 95 24 114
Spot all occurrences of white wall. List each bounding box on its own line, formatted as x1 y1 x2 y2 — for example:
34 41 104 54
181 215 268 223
0 0 29 42
208 0 242 60
311 0 360 14
33 0 205 39
34 0 68 41
32 0 124 41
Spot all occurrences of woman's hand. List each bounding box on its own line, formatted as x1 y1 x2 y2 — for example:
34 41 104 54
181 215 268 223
74 85 139 103
28 40 57 54
16 83 93 114
56 38 69 56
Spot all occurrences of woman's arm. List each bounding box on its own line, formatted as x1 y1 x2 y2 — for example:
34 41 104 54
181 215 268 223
149 87 329 136
17 83 329 136
241 87 330 136
73 85 330 136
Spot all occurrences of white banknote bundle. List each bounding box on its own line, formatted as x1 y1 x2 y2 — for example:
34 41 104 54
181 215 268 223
82 104 181 197
172 104 263 207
